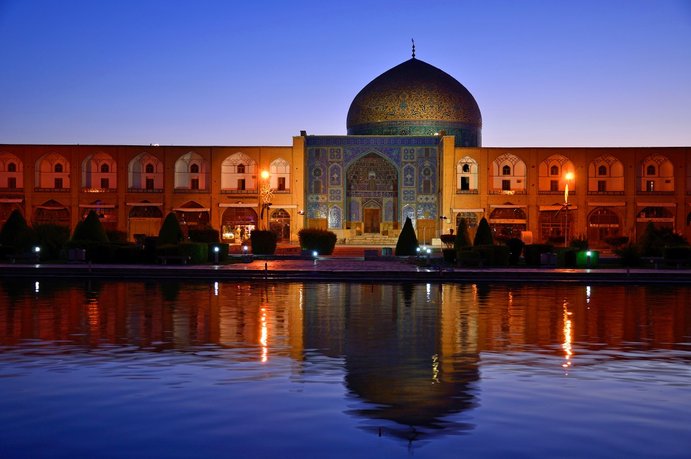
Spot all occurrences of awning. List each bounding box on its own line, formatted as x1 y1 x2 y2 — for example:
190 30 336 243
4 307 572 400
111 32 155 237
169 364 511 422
174 207 210 212
0 198 23 203
79 204 115 209
452 208 485 213
489 219 527 224
588 202 626 207
126 202 163 206
636 202 676 207
219 202 259 208
539 205 578 211
490 204 527 209
36 205 66 210
268 204 298 209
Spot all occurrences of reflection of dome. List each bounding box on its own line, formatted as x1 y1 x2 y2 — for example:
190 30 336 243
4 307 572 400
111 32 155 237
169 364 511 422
347 58 482 146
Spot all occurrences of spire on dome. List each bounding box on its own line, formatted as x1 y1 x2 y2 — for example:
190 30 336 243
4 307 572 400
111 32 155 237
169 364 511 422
411 38 416 59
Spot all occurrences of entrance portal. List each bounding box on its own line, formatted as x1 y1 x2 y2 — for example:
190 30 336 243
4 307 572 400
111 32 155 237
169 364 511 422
364 208 381 233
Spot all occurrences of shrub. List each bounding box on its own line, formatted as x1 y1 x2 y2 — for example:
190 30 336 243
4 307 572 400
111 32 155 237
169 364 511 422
473 217 493 246
158 213 184 246
34 224 70 260
250 230 277 255
569 236 588 251
179 242 208 264
395 217 418 256
454 218 472 252
72 210 108 243
0 209 36 253
189 225 220 243
604 236 629 248
506 238 525 265
524 244 554 266
457 249 481 267
106 230 128 243
663 246 691 265
474 245 510 267
639 222 688 257
615 243 641 267
298 228 337 255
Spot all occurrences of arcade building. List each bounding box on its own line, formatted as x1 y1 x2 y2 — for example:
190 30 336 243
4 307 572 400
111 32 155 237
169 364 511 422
2 52 690 248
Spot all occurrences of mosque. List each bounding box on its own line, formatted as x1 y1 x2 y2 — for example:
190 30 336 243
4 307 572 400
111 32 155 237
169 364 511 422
1 49 690 248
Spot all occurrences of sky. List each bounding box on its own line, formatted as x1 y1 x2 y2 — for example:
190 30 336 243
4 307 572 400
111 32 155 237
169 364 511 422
1 0 690 147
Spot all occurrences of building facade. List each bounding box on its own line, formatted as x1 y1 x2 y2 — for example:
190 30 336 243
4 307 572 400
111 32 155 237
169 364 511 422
2 55 690 247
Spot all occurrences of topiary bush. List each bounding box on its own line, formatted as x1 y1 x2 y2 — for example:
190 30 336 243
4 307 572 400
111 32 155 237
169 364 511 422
506 238 525 265
34 224 70 260
0 209 36 254
158 213 184 246
298 228 337 255
189 225 220 243
395 217 418 256
72 210 109 243
454 218 472 252
250 230 277 255
473 217 493 246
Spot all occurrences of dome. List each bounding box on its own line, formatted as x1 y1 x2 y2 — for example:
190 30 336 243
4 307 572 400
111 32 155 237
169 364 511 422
346 58 482 146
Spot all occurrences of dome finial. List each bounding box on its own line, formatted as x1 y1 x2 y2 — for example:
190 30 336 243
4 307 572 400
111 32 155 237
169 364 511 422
411 38 416 58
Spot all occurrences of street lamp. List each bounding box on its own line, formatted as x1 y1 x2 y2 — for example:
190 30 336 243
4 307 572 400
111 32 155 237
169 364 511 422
564 172 574 247
260 170 273 230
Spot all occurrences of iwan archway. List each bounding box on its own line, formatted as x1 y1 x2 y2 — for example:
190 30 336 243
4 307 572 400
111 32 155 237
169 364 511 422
346 153 398 235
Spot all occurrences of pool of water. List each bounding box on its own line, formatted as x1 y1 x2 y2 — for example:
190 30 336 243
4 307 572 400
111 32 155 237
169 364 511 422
0 280 689 458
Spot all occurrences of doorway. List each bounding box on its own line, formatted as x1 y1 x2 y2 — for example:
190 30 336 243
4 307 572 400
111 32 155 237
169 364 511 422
364 208 381 233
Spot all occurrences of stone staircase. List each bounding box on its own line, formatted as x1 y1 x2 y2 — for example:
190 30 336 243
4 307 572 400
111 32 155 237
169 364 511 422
343 234 399 246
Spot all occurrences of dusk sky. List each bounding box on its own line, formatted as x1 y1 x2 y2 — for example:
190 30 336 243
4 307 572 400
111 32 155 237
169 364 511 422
1 0 690 147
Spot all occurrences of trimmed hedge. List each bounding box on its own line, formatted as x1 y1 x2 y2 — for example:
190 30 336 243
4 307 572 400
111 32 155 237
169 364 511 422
189 226 220 243
251 230 277 255
524 244 554 266
298 228 337 255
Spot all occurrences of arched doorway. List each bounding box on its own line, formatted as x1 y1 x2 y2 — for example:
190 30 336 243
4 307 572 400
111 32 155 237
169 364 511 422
587 207 622 248
128 201 163 242
489 205 527 242
33 200 70 227
346 153 398 234
269 208 290 241
221 207 258 243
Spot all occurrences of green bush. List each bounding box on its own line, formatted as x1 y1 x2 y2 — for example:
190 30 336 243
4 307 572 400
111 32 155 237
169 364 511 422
506 238 525 265
158 213 184 246
395 217 418 256
615 243 641 267
474 245 509 267
454 218 472 251
179 242 208 264
639 222 688 257
569 237 589 251
189 225 220 243
473 217 493 246
457 249 481 267
298 228 337 255
524 244 554 266
0 209 36 254
250 230 277 255
557 249 578 268
106 230 128 243
35 224 70 260
72 210 109 243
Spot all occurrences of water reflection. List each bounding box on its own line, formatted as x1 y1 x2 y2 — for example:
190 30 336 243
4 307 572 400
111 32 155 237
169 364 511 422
1 279 690 449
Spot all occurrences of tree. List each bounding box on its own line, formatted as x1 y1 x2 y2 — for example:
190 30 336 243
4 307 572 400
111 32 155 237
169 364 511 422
395 216 419 256
454 218 472 252
473 217 494 246
71 210 109 243
158 212 184 246
0 209 36 252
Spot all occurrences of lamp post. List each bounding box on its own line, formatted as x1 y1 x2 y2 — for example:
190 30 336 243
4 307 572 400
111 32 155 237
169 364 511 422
260 170 273 231
564 172 574 247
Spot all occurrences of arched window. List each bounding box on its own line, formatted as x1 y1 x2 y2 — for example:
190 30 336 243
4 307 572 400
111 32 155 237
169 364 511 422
55 164 63 173
550 165 559 176
221 152 257 191
174 152 207 190
100 164 109 173
145 163 154 174
502 165 511 176
8 163 16 172
462 164 470 173
646 165 656 176
190 164 199 173
237 164 245 174
598 165 607 176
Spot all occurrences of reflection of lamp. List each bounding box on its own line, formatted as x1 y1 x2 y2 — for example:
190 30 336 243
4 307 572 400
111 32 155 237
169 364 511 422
260 170 273 230
564 172 574 247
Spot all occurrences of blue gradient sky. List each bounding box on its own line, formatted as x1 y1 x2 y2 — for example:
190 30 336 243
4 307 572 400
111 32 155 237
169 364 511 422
1 0 690 147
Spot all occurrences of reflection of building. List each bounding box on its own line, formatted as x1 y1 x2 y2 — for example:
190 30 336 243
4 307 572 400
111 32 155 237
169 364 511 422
2 48 690 245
